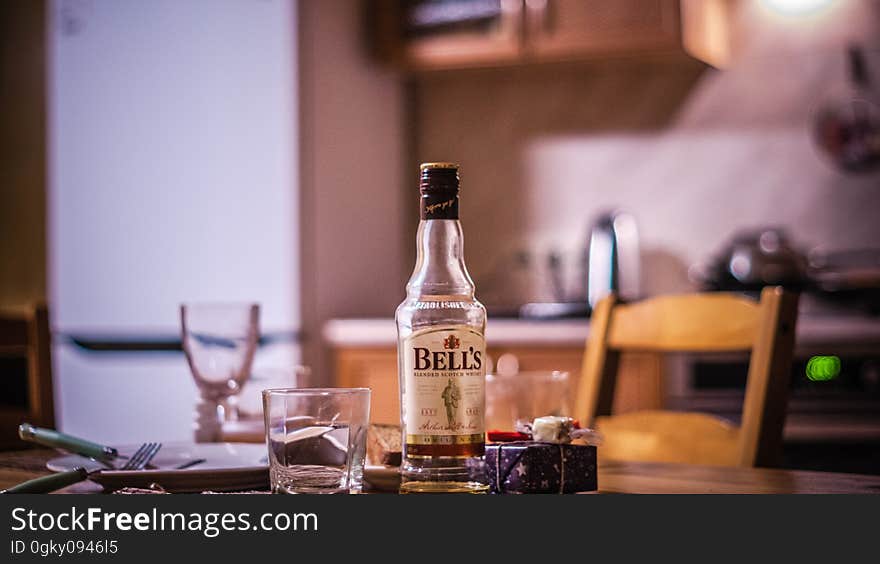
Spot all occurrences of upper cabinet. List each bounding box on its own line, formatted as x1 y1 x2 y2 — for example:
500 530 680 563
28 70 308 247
372 0 524 69
524 0 682 60
372 0 737 70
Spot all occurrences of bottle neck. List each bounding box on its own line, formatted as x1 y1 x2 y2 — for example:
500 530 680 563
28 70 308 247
406 219 475 298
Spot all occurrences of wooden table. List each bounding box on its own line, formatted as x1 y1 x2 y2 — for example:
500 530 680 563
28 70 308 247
3 448 880 493
599 460 880 494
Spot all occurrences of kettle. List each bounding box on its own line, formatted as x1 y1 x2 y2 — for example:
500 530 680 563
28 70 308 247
587 211 640 309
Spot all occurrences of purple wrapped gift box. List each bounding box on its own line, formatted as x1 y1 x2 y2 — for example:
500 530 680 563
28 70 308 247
485 441 597 494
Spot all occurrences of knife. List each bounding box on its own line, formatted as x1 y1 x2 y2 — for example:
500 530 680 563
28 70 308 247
1 468 91 494
18 424 120 462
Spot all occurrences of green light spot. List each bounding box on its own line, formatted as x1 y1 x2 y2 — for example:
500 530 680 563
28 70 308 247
806 356 841 382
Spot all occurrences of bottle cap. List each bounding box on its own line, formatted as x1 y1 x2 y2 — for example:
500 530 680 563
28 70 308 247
419 162 459 220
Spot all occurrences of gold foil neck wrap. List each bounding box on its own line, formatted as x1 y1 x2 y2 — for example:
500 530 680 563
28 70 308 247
419 161 460 171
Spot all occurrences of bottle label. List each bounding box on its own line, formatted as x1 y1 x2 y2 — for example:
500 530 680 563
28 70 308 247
402 326 485 447
420 192 459 220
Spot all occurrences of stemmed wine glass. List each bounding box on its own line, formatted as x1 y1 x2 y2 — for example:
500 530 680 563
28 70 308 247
181 303 260 442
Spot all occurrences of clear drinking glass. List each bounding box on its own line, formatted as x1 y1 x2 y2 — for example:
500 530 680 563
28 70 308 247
485 371 571 431
181 303 260 442
262 388 371 494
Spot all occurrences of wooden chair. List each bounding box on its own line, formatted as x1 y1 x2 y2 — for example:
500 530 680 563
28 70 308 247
0 304 54 450
574 287 799 468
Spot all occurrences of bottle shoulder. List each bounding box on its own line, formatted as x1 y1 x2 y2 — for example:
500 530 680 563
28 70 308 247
396 296 486 334
397 294 485 308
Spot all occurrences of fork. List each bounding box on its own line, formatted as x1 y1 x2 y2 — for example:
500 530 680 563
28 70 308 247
2 442 162 494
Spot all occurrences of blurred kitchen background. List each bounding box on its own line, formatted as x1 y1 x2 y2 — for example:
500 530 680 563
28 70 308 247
2 0 879 471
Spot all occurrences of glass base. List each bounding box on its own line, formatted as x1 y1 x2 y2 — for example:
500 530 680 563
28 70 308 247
274 486 350 494
399 481 490 494
400 457 488 494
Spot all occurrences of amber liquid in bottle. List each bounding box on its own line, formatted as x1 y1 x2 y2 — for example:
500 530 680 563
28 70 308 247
396 163 488 494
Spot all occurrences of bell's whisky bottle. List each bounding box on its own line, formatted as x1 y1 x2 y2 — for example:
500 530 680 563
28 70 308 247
396 162 488 494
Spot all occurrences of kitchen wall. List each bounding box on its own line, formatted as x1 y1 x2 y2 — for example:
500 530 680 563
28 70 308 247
299 0 407 382
415 56 707 306
414 0 880 307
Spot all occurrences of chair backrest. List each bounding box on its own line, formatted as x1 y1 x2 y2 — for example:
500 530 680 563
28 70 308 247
574 287 799 467
0 304 54 450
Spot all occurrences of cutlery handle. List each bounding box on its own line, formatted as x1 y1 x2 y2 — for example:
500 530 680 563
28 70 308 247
19 424 118 462
2 468 90 494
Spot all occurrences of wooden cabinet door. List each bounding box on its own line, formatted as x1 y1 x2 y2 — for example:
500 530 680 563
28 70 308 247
374 0 525 70
335 348 400 425
525 0 681 60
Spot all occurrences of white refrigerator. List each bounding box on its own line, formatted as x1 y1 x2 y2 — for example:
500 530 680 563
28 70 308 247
47 0 299 443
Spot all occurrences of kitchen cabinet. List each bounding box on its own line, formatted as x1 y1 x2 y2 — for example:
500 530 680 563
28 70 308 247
372 0 523 69
372 0 737 70
335 348 401 426
524 0 681 60
333 343 663 425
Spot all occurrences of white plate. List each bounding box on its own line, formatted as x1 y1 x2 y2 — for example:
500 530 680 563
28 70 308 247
47 442 268 493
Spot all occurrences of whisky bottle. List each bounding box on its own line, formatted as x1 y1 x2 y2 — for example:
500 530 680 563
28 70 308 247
396 162 488 494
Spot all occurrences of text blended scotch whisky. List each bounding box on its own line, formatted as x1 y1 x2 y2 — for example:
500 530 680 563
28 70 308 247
396 162 488 494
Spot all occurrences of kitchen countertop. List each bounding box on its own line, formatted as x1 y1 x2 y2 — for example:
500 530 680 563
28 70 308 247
323 318 590 347
323 313 880 351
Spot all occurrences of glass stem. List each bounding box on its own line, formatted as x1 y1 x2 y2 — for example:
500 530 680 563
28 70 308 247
194 394 223 443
